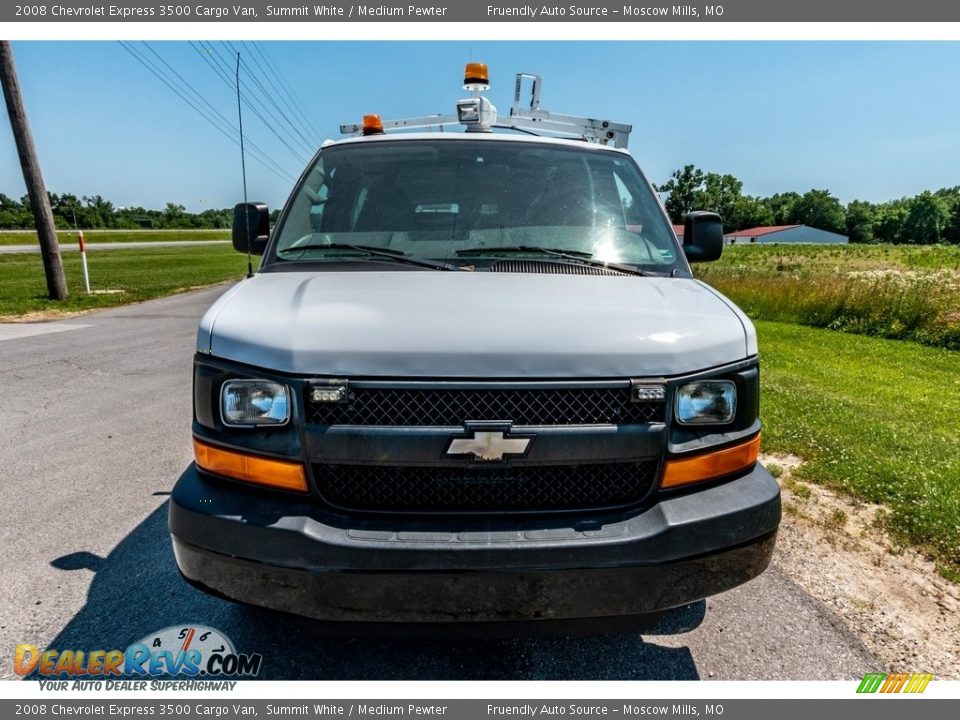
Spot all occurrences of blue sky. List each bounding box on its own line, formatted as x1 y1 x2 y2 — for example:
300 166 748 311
1 41 958 212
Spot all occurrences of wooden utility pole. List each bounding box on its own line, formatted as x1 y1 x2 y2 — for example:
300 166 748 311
0 40 68 300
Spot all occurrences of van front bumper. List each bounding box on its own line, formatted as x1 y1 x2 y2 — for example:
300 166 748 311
169 464 780 623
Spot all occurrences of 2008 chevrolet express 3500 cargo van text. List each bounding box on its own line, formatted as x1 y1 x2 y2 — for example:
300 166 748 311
169 66 781 628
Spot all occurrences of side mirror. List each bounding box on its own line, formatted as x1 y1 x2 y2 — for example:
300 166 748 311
232 202 270 255
682 211 724 262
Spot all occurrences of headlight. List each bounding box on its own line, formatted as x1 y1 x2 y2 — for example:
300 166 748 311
221 380 290 427
675 380 736 425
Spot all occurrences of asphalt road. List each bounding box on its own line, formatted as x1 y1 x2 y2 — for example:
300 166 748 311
0 240 230 254
0 287 879 680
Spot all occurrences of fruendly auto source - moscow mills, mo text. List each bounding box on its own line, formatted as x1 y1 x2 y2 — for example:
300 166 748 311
13 3 725 20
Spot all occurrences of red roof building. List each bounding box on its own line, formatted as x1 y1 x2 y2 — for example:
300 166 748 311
723 224 847 245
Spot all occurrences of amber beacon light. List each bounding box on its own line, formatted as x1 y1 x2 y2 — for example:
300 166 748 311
361 114 384 135
463 62 490 91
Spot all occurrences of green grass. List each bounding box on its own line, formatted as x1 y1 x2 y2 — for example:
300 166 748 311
702 245 960 575
696 244 960 349
0 245 248 318
0 229 230 246
757 319 960 575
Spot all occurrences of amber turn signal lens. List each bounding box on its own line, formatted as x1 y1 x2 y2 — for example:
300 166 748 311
193 438 308 493
660 435 761 489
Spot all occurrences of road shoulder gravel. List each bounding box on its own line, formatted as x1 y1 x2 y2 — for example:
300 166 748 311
764 452 960 678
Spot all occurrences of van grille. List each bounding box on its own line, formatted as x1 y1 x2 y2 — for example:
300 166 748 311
308 386 663 427
314 461 658 514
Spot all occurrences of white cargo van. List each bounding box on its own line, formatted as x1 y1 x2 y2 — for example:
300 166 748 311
169 65 780 627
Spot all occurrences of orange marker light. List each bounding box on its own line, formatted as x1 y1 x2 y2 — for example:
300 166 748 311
463 62 490 90
661 435 761 490
193 438 308 493
362 114 384 135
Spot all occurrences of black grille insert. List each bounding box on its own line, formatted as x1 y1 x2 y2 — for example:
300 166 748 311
314 461 658 514
309 387 663 427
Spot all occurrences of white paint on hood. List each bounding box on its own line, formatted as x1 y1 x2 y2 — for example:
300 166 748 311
198 271 753 378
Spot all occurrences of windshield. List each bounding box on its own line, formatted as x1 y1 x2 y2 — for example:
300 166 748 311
270 138 685 273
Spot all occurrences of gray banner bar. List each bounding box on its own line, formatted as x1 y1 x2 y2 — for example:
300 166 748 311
2 0 960 23
3 700 957 719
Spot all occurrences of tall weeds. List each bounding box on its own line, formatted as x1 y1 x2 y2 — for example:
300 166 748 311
697 246 960 350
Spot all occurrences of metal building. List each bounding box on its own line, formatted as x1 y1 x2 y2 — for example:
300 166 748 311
723 224 848 245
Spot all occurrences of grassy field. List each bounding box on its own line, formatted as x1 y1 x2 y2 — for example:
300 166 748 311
696 244 960 349
756 320 960 580
0 245 248 318
0 229 230 246
697 245 960 577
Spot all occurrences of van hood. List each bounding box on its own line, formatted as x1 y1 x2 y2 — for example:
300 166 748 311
198 271 755 378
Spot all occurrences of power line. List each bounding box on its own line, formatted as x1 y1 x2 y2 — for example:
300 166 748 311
192 40 236 93
191 40 309 173
200 41 311 167
141 43 232 131
240 41 319 147
200 40 312 165
239 57 316 156
148 41 292 180
244 41 328 146
225 41 317 156
118 42 295 185
123 41 293 182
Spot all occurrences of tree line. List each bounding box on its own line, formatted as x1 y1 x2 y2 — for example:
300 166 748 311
657 165 960 244
0 192 235 231
3 173 960 244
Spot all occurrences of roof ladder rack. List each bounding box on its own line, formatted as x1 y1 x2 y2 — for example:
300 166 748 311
505 73 632 148
340 69 632 149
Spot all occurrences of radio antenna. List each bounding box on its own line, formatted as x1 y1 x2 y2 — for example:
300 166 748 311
236 52 253 278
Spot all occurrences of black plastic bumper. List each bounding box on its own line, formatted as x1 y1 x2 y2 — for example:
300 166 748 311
169 464 780 623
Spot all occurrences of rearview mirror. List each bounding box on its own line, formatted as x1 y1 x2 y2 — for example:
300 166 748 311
682 211 723 263
232 202 270 255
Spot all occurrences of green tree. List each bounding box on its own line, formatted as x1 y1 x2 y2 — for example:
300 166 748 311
762 192 801 226
16 194 35 228
0 193 27 228
902 191 950 244
199 208 232 229
787 189 846 234
82 195 115 229
658 164 704 224
51 192 85 229
727 194 774 232
934 187 960 244
659 166 771 231
845 200 876 244
693 173 744 226
873 200 907 244
160 202 187 228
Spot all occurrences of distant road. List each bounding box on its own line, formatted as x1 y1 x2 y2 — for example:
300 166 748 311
0 240 231 254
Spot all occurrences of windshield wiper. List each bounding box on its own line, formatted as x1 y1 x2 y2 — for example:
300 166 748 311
455 245 657 277
457 245 592 259
276 243 460 271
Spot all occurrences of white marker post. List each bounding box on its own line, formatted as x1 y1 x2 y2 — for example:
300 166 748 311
78 230 90 293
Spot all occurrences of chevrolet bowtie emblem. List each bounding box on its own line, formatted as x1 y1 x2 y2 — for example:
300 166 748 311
445 430 532 462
